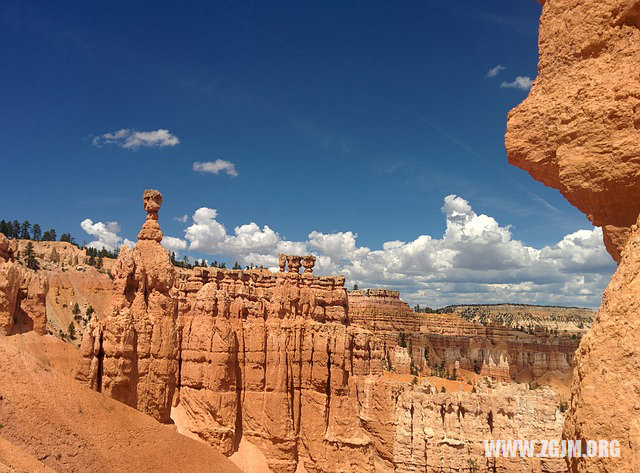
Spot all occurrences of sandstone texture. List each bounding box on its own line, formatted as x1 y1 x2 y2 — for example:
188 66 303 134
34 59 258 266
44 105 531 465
76 189 179 423
348 292 579 392
72 194 571 472
506 1 640 471
0 334 241 473
505 0 640 262
0 233 49 336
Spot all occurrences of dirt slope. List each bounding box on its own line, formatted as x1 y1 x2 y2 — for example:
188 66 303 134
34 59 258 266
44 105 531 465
0 335 242 473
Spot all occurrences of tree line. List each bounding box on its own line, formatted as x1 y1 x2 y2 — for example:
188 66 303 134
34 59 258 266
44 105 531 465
0 219 74 244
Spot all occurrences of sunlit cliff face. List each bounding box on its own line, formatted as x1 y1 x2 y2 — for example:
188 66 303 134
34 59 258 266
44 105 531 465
505 0 640 262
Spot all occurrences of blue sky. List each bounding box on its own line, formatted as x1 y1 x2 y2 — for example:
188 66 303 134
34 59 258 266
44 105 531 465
0 1 616 307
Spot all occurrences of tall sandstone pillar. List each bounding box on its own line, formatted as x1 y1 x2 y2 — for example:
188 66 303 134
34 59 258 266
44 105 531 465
77 189 179 423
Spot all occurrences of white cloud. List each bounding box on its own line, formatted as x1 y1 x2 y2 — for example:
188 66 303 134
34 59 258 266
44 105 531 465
92 129 180 149
180 196 616 307
486 64 505 78
173 214 189 223
500 76 534 91
162 236 188 253
193 160 238 177
80 219 129 251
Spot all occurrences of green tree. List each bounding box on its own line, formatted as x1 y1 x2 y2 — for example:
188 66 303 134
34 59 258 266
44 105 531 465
399 332 407 348
88 254 96 266
20 221 31 239
96 256 103 269
11 220 20 239
67 322 76 340
72 302 81 319
353 283 358 290
233 261 242 270
59 233 75 244
170 252 177 265
23 242 38 270
440 386 446 393
32 223 42 241
86 306 95 318
210 261 218 268
0 220 8 237
41 228 57 241
219 262 226 269
414 304 420 312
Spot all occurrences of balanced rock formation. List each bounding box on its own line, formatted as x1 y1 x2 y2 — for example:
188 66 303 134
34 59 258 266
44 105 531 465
77 189 179 423
506 1 640 471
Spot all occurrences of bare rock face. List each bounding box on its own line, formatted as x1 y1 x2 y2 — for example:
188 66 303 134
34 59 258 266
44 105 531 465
0 235 21 335
506 1 640 471
505 0 640 262
77 189 179 423
175 265 373 473
0 233 48 336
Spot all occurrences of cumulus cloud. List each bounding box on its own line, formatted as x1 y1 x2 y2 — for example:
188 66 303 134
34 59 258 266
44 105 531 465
173 214 189 223
92 129 180 149
162 236 188 253
193 159 238 177
80 219 128 251
486 64 505 78
180 196 616 307
500 76 534 90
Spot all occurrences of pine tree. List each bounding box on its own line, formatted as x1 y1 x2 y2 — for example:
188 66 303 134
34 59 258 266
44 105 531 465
96 256 103 269
60 233 74 244
23 242 38 270
0 220 8 237
19 221 31 239
42 228 57 241
67 322 76 340
233 261 242 270
32 224 42 241
72 302 81 319
11 220 20 239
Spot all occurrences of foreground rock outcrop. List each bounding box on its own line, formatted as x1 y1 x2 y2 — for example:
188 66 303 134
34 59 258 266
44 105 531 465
506 1 640 471
505 0 640 263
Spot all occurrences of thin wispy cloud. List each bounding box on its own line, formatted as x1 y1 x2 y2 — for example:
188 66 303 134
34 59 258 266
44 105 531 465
500 76 534 91
92 129 180 149
173 215 189 223
486 65 505 78
193 159 238 177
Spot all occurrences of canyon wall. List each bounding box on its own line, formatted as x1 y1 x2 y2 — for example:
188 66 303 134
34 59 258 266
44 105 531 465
505 0 640 471
72 193 567 472
348 291 578 389
443 304 594 334
0 233 49 337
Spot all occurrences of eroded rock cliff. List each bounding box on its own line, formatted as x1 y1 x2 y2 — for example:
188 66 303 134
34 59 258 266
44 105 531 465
506 1 640 471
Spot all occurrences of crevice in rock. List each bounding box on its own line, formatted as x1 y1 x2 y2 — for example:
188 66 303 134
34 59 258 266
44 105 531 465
325 344 332 433
96 331 104 392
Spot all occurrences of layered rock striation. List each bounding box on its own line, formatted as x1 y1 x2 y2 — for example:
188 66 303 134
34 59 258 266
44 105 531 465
0 233 49 336
77 190 179 423
506 1 640 471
